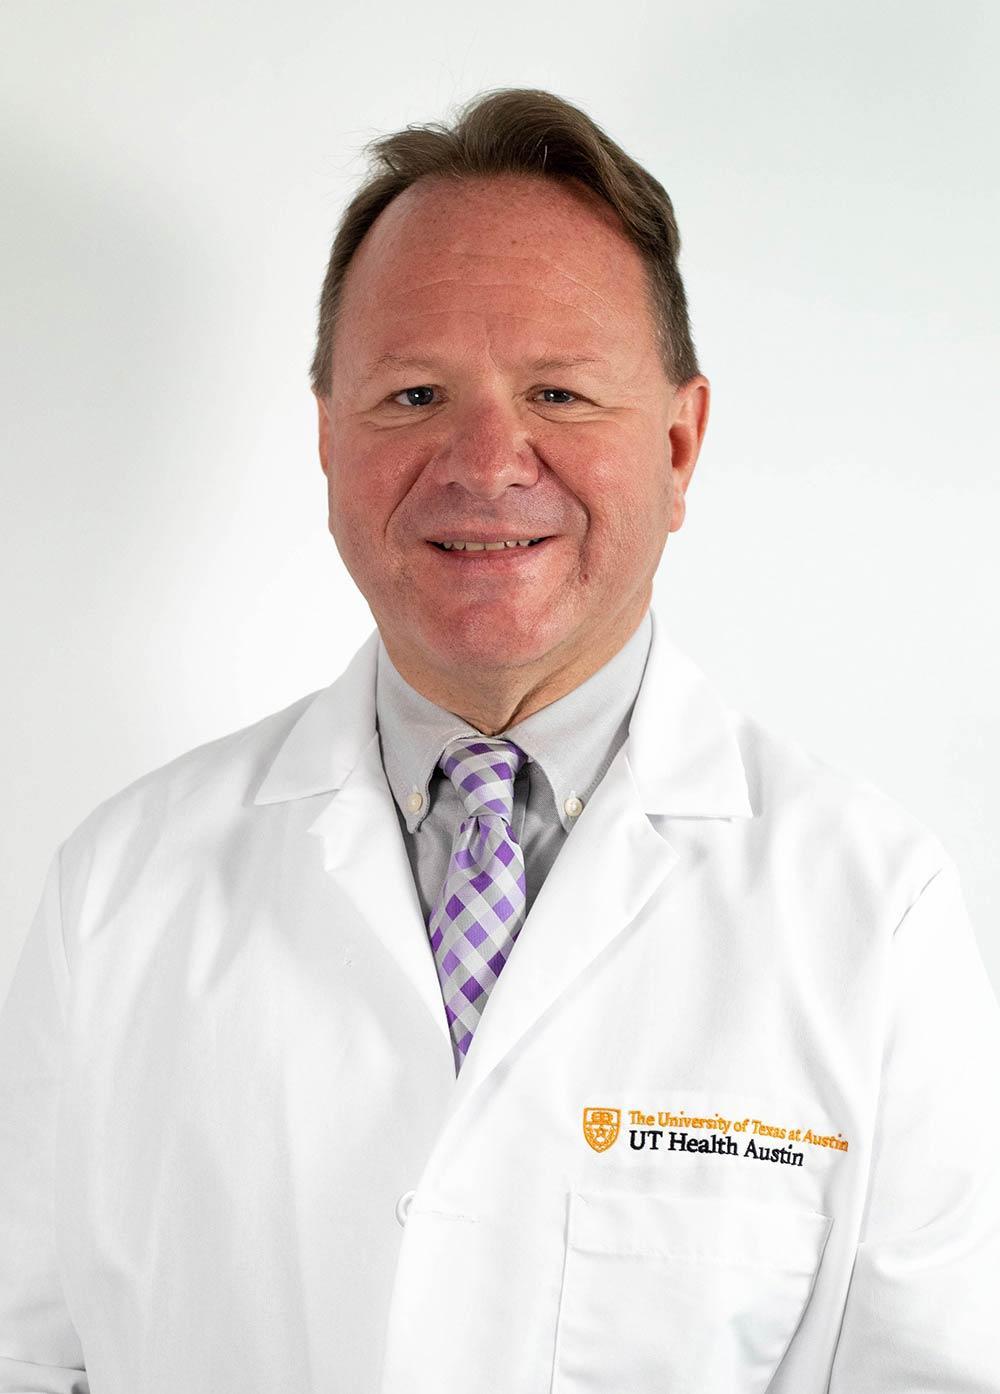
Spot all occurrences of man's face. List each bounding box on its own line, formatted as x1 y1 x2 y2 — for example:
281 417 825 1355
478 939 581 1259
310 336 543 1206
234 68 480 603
316 173 707 682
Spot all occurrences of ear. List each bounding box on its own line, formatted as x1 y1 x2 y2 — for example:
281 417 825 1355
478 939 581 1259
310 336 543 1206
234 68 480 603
667 376 710 533
314 391 331 478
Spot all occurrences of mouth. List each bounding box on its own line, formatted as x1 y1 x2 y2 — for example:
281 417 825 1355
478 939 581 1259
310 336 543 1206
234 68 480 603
425 536 556 561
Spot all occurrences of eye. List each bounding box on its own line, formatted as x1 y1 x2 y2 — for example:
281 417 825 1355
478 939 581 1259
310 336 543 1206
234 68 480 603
536 388 578 404
389 385 439 408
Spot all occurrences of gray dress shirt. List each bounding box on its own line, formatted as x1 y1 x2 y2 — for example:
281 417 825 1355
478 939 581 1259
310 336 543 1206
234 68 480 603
375 608 653 926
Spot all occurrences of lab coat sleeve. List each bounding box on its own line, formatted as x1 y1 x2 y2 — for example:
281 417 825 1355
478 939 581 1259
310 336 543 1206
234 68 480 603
0 847 89 1394
827 854 1000 1393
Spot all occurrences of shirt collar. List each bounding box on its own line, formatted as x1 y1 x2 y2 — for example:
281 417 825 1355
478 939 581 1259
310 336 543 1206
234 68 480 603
376 610 653 834
253 603 754 821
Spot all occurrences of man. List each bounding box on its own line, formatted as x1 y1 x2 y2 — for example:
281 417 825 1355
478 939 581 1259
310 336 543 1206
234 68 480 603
1 86 998 1394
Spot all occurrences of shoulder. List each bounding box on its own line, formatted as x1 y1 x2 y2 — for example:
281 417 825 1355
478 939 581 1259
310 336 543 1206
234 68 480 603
56 686 323 891
730 707 950 921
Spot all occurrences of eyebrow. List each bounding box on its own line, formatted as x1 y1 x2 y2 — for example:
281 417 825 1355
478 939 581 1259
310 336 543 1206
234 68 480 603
359 351 605 386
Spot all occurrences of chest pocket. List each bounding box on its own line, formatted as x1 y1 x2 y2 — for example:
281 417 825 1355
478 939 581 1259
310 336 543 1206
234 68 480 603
550 1189 832 1393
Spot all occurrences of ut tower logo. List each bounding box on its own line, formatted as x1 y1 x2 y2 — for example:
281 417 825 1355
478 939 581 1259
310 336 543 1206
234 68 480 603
582 1106 621 1152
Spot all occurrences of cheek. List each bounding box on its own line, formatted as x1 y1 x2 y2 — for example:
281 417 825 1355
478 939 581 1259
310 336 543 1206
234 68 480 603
327 441 407 538
568 443 665 552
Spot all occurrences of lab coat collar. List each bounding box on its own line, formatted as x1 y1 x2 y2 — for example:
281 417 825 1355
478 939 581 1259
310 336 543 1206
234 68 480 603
253 606 754 821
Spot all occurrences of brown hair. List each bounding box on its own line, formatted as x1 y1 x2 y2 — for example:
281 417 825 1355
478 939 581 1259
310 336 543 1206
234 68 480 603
309 86 700 396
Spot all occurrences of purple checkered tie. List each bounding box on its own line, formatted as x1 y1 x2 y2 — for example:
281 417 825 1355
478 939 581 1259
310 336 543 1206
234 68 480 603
428 736 529 1071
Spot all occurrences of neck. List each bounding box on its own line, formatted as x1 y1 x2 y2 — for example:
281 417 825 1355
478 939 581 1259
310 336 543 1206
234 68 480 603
380 600 649 734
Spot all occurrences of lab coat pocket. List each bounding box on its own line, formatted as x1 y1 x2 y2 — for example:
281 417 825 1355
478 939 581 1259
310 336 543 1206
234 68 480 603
551 1189 832 1393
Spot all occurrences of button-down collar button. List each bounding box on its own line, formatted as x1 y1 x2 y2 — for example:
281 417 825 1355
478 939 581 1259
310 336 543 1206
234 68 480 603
395 1189 415 1226
405 790 424 814
564 794 584 818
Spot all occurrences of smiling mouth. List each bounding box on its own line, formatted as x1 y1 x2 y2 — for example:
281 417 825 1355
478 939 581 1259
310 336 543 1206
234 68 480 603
428 537 551 552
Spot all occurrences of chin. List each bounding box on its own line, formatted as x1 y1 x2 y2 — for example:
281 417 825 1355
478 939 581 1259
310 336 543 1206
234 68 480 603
421 606 563 670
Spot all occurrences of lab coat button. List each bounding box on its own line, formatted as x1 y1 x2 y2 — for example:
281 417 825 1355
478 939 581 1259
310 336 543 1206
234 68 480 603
395 1190 416 1226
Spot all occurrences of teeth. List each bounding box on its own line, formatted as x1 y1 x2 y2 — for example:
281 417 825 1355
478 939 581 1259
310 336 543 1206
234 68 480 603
438 538 543 551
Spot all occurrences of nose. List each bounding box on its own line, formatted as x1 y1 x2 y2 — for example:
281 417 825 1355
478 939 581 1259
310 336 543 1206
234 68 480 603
428 398 542 500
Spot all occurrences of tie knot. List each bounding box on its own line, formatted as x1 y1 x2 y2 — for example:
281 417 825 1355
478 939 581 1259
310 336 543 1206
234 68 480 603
438 737 528 824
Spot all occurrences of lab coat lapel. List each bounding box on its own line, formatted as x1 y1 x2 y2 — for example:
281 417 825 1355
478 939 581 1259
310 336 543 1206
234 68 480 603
447 738 680 1109
447 607 755 1111
254 629 452 1051
306 733 453 1052
253 608 755 1108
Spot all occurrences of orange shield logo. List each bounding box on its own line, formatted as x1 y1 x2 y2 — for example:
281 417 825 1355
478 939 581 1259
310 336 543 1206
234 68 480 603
583 1107 621 1152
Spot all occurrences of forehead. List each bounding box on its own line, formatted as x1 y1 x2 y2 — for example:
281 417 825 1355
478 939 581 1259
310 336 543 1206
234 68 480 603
335 174 657 371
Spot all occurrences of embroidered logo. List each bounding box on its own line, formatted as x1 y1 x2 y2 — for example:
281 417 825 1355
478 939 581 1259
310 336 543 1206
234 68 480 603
583 1107 621 1152
582 1103 850 1168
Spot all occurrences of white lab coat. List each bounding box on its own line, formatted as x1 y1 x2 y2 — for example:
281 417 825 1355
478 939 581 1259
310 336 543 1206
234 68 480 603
2 606 999 1393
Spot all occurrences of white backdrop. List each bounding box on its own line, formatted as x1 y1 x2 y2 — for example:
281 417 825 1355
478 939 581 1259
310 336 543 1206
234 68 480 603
2 0 997 1000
